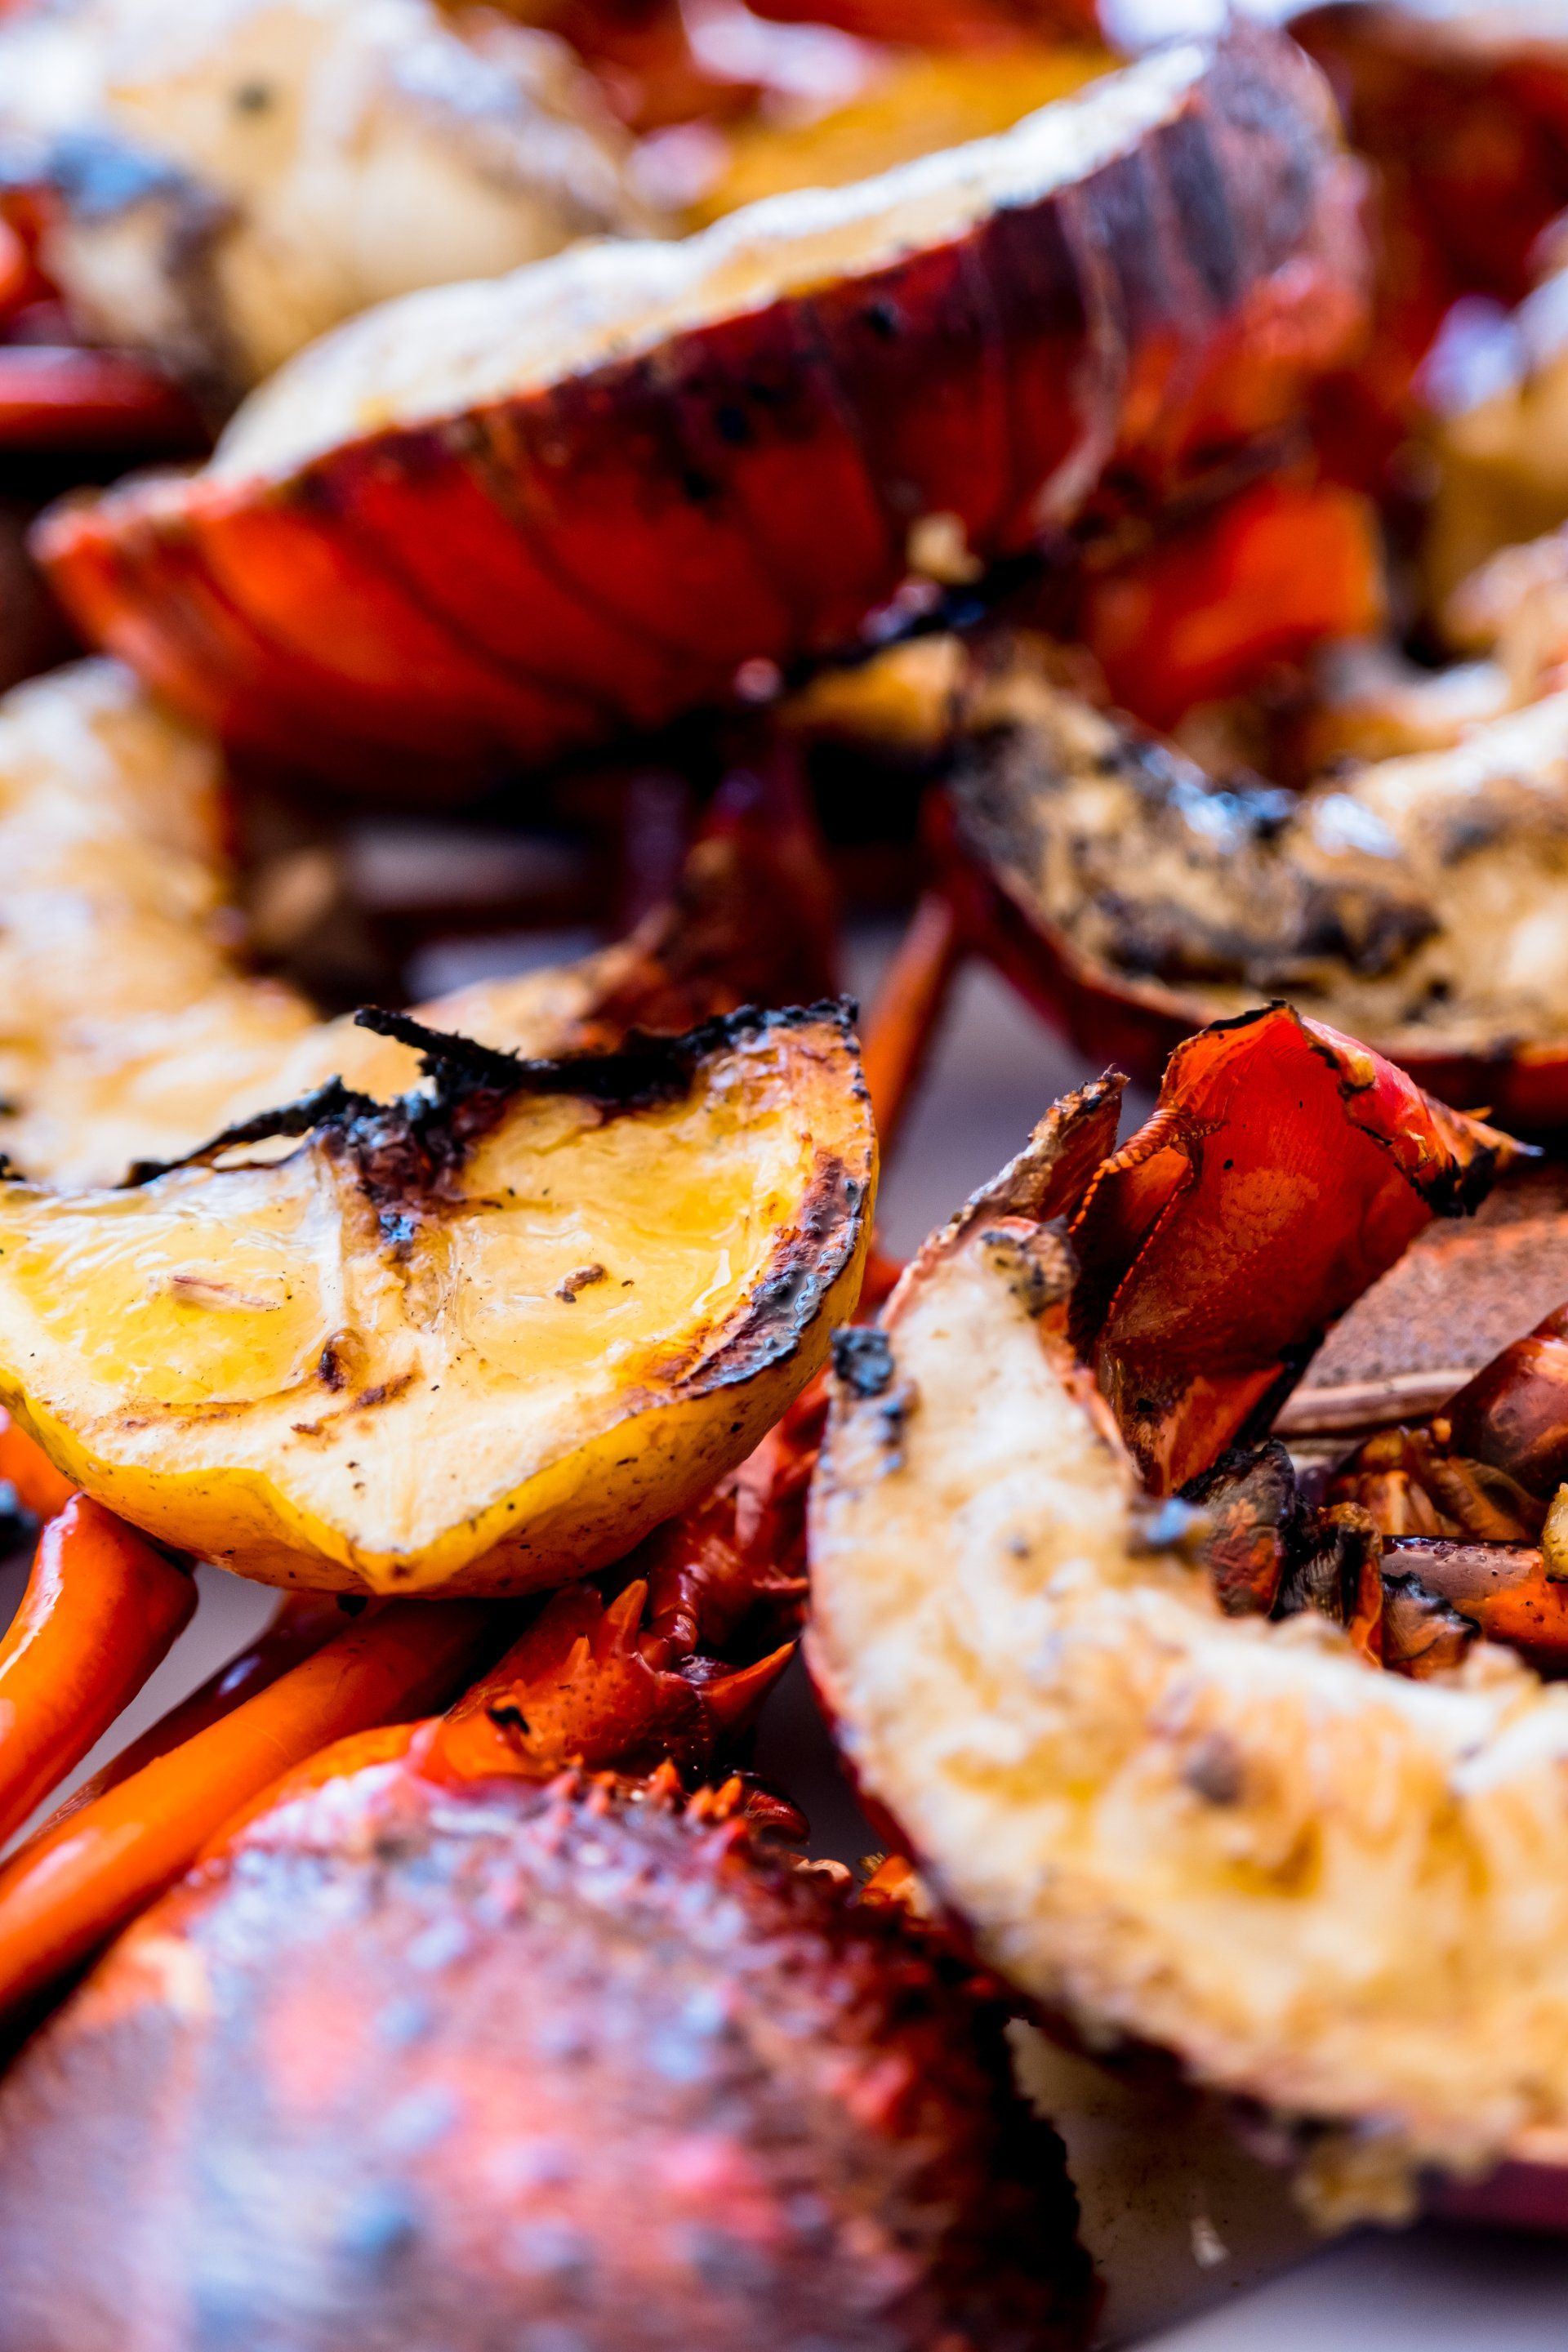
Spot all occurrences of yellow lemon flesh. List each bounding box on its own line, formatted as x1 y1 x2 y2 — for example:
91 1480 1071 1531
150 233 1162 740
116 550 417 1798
0 1004 874 1595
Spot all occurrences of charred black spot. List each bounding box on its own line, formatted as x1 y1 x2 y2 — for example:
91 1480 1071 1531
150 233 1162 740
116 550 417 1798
978 1221 1076 1318
351 1381 408 1413
555 1263 607 1303
121 1002 860 1228
861 300 902 341
691 1145 868 1396
318 1340 348 1392
713 402 753 448
833 1326 895 1398
1437 814 1504 866
1181 1731 1244 1806
123 1076 368 1186
354 1000 853 1119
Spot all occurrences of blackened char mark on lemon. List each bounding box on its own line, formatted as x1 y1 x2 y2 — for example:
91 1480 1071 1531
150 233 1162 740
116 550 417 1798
341 1000 861 1226
122 1076 371 1185
125 1000 861 1224
684 1150 870 1398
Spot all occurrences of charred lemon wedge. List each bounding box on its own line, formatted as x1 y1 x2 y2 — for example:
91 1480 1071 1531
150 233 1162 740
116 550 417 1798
0 1003 873 1596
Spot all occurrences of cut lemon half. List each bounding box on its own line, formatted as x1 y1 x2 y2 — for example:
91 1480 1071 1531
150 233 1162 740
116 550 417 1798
0 1003 873 1595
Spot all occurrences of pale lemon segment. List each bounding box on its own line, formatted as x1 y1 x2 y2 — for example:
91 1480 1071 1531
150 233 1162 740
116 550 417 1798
0 1008 875 1597
452 1084 799 1388
0 1160 340 1409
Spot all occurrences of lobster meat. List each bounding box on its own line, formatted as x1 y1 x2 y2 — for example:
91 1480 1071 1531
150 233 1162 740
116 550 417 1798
33 20 1366 788
923 618 1568 1131
0 1354 1094 2352
806 999 1568 2222
0 0 647 408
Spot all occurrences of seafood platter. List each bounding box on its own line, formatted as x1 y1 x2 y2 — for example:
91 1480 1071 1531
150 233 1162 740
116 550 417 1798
11 0 1568 2343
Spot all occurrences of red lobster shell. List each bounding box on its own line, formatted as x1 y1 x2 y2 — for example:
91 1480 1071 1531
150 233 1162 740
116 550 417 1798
33 20 1365 791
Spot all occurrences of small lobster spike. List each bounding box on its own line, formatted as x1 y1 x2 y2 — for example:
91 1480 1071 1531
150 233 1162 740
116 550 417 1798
424 1399 820 1789
424 1581 794 1787
1070 1004 1526 1494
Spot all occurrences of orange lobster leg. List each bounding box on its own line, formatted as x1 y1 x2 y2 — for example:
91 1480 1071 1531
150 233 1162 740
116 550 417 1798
1382 1538 1568 1674
0 1598 495 2016
32 1593 358 1838
0 1500 195 1848
1332 1302 1568 1547
1445 1302 1568 1515
0 348 203 455
858 887 964 1153
0 1406 75 1521
1069 1004 1522 1493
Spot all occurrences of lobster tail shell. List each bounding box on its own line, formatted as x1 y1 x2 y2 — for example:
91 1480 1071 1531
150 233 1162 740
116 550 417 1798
35 20 1367 790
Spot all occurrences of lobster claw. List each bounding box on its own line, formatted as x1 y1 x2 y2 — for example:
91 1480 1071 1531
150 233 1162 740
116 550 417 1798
1070 1004 1525 1494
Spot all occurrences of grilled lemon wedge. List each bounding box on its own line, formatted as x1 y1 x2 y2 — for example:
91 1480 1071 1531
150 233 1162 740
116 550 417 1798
0 1004 873 1595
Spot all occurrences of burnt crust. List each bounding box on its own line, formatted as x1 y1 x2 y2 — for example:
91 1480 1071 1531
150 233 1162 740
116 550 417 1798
124 997 861 1199
950 699 1437 999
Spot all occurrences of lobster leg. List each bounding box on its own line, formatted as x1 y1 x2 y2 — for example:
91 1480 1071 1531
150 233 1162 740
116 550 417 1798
1321 1297 1568 1675
858 887 964 1156
0 1406 74 1521
0 1501 194 1847
31 1592 358 1838
0 1370 831 2016
0 1597 498 2017
1333 1301 1568 1547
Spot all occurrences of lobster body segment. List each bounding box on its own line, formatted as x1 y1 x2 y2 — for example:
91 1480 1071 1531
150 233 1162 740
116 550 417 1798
36 20 1367 786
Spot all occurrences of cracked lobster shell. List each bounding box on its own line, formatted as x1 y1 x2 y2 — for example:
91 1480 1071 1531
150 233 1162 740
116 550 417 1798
33 20 1365 791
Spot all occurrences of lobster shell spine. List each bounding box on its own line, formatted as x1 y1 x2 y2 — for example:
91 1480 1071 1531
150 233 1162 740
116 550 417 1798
37 21 1367 788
